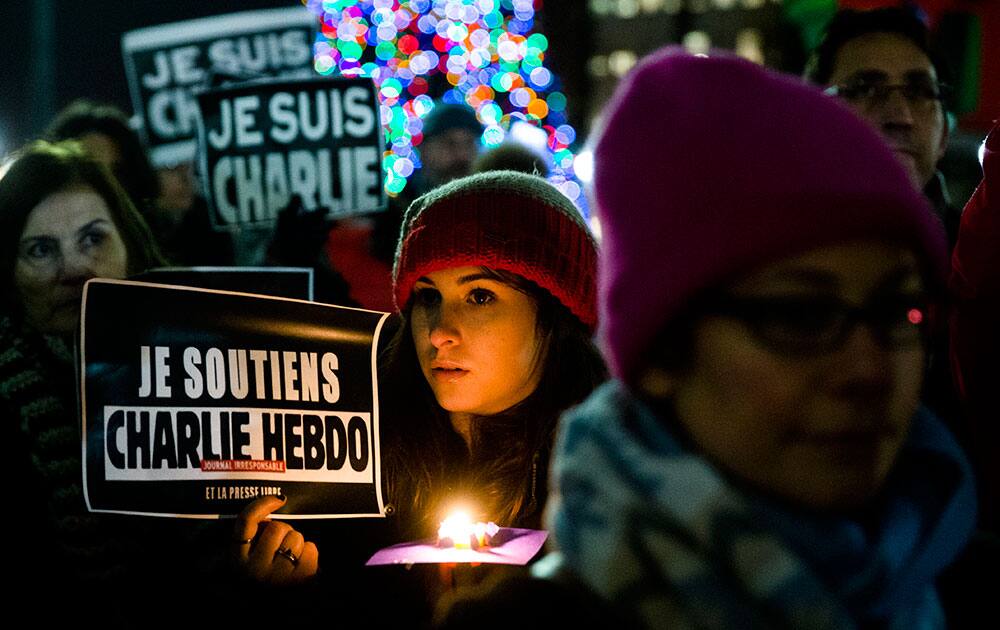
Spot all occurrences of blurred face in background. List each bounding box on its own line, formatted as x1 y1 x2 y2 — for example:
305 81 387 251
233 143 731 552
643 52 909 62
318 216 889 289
420 128 480 189
77 132 122 175
156 162 197 217
14 186 129 334
643 241 926 511
827 32 949 187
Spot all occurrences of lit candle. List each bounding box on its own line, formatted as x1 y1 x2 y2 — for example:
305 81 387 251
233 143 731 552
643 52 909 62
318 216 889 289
437 510 499 548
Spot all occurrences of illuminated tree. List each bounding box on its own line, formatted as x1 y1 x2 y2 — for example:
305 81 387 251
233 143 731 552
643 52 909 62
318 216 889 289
306 0 586 209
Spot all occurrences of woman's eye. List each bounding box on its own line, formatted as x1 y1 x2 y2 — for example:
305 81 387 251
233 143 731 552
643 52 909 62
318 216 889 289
24 240 57 260
467 288 496 306
81 230 107 248
414 288 441 307
756 299 842 336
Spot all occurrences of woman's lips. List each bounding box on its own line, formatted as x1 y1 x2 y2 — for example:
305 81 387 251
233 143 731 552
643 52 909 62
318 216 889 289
54 289 84 308
54 296 83 312
431 367 470 383
430 360 469 382
796 428 899 460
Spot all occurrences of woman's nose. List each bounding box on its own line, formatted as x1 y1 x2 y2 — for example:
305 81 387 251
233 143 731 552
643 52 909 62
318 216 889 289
833 324 898 401
428 304 461 348
59 247 98 283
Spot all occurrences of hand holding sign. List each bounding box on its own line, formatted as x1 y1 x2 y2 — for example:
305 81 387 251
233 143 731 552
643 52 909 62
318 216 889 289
235 495 319 584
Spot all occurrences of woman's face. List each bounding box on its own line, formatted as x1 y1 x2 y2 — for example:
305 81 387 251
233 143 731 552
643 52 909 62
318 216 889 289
658 241 926 511
410 266 544 419
14 187 128 334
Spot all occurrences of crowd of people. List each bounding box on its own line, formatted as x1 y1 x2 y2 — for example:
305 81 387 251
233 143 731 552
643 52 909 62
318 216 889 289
2 6 997 629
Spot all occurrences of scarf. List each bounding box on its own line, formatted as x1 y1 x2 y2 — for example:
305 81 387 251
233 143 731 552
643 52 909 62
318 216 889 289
0 315 159 582
540 381 976 629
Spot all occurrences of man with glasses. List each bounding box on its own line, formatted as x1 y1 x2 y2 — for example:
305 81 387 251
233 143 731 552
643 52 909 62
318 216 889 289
806 8 958 247
804 10 986 537
806 12 1000 574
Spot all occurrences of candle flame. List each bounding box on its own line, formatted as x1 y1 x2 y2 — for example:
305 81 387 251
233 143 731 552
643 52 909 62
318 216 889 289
438 510 498 548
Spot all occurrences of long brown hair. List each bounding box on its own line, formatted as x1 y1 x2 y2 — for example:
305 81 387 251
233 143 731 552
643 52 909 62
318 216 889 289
380 267 606 537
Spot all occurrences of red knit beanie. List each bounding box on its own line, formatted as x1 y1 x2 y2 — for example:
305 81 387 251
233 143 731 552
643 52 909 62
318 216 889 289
393 170 598 330
594 48 948 386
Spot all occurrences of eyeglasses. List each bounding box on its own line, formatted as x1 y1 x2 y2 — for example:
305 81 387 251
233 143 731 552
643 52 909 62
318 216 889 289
706 293 929 357
825 78 950 111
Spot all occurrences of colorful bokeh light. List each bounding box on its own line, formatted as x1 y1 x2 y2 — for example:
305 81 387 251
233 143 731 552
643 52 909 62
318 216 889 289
305 0 585 210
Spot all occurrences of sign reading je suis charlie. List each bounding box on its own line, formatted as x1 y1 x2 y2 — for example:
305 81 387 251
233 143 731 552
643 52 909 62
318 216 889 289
195 75 387 231
121 7 317 167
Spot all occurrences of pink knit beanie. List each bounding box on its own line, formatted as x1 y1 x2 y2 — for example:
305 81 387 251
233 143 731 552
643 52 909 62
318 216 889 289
594 48 948 386
393 170 598 330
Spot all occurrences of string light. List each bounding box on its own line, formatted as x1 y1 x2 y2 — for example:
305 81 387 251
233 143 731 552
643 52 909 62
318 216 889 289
305 0 587 212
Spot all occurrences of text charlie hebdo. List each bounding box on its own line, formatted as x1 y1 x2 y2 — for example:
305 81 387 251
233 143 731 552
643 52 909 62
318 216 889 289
101 345 373 483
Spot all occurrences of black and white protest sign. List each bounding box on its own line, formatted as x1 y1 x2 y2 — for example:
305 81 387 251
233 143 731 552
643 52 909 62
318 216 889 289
81 279 390 518
132 266 314 301
196 76 386 230
122 7 316 166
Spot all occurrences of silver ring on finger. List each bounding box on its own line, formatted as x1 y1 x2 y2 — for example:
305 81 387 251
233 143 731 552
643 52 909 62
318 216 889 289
274 547 299 566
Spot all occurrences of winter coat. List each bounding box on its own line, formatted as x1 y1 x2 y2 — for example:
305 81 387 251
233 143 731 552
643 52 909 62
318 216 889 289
949 122 1000 533
1 314 225 628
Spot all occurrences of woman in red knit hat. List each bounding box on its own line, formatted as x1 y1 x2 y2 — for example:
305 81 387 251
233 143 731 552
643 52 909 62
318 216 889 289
231 170 605 619
382 169 603 535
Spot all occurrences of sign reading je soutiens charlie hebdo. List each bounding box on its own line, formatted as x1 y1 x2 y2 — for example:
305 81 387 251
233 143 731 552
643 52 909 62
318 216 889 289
195 76 386 231
81 279 390 518
121 7 317 167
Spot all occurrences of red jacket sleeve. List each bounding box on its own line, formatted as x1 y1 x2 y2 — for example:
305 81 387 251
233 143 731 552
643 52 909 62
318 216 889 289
950 122 1000 531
